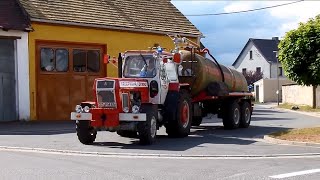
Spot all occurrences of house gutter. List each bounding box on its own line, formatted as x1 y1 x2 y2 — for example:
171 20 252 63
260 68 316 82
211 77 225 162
31 18 202 38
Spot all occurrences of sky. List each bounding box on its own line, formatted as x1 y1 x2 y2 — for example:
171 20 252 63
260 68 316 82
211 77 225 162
171 0 320 66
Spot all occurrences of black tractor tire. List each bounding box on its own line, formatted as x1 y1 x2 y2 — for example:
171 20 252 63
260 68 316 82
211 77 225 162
222 101 241 130
166 90 192 137
76 121 97 145
192 116 202 126
239 101 252 128
137 105 158 145
116 130 138 138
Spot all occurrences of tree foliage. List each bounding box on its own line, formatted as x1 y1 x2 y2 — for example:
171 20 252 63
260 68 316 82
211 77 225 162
243 70 264 85
278 15 320 86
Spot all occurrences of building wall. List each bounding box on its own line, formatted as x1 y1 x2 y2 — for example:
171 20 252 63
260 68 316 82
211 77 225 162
233 42 271 78
28 23 198 120
282 85 320 107
254 78 293 103
253 79 264 102
0 30 30 120
270 62 285 79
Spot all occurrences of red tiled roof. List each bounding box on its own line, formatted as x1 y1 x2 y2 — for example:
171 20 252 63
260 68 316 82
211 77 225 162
19 0 202 37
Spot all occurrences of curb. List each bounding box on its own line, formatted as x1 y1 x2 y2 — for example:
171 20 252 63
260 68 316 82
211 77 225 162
264 135 320 148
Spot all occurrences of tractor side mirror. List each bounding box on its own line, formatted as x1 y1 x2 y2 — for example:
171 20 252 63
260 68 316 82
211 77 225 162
173 53 181 64
104 54 110 64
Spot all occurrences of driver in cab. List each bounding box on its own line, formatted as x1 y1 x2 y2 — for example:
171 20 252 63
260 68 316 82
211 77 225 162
140 59 156 77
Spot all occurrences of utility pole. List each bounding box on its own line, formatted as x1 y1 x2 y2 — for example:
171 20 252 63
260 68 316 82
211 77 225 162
274 51 280 106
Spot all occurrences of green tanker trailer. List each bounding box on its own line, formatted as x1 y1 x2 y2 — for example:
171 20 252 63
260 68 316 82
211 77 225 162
179 50 248 96
171 41 253 129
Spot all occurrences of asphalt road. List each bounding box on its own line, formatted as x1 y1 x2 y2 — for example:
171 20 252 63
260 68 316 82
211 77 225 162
0 104 319 179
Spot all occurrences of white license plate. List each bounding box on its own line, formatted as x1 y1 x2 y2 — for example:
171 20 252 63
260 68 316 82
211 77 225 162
70 112 92 120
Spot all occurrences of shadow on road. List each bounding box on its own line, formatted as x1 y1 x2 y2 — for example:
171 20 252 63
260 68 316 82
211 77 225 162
253 109 284 114
252 117 293 121
91 125 290 151
0 121 75 135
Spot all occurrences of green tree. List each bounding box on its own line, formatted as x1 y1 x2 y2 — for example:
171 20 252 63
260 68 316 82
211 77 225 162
278 15 320 108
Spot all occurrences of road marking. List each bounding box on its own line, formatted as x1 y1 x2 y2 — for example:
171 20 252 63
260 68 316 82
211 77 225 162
270 169 320 179
1 146 320 160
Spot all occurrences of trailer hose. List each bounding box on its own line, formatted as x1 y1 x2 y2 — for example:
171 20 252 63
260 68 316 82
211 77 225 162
201 48 225 82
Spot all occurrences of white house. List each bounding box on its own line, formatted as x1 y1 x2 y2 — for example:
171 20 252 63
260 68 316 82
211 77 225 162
232 37 291 103
0 0 32 121
232 37 285 79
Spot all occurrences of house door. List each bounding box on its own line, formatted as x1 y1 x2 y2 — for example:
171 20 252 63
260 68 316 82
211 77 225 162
255 85 260 102
0 39 16 121
36 42 106 120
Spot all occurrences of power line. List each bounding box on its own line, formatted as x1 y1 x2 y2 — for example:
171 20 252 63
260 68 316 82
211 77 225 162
184 0 304 16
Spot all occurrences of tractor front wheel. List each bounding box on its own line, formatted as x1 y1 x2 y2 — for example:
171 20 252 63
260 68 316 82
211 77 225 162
137 105 158 145
76 121 97 145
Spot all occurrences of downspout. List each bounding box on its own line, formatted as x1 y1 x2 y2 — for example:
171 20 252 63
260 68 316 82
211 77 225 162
268 61 272 78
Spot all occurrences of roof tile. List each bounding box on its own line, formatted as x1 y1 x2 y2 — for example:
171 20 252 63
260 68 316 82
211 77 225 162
18 0 201 36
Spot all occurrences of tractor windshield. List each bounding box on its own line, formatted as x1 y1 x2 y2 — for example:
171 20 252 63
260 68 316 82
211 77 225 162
123 55 156 78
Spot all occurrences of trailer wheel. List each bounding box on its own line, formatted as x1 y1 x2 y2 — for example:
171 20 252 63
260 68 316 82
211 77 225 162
240 102 251 128
137 105 157 145
76 121 97 145
222 101 240 129
116 130 138 138
166 90 192 137
192 116 202 126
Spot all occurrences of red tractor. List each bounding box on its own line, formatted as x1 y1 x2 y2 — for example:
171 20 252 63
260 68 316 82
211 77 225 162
71 36 253 145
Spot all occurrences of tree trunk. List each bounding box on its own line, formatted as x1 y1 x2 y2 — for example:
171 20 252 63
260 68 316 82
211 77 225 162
312 85 317 109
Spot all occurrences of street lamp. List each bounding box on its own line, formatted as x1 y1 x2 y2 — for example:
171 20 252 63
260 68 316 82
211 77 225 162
273 50 280 106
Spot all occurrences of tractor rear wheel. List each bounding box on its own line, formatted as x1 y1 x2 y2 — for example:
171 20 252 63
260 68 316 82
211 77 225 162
192 116 202 126
166 90 192 137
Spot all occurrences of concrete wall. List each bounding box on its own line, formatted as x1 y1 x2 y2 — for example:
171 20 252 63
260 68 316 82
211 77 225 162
282 85 320 107
254 78 293 103
0 30 30 120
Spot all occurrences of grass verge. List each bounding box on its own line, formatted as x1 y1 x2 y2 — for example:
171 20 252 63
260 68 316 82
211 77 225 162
278 103 320 112
270 127 320 143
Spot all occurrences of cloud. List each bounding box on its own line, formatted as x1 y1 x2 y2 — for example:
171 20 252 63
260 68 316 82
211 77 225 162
223 1 258 12
171 1 320 66
267 1 320 35
223 1 320 35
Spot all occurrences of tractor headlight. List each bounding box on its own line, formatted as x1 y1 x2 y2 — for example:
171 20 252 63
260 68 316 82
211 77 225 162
83 106 90 113
75 105 82 113
132 105 140 114
123 107 129 113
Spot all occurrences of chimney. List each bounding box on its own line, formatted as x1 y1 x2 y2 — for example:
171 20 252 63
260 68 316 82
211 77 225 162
272 37 279 41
